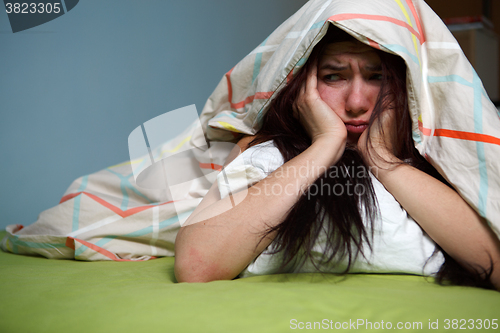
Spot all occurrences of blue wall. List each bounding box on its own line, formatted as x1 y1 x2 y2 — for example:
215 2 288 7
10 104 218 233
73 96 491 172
0 0 306 230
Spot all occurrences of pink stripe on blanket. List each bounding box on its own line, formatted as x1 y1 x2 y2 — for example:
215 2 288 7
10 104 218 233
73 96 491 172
404 0 425 44
66 236 134 261
225 67 274 109
199 162 223 171
328 14 423 44
60 192 174 218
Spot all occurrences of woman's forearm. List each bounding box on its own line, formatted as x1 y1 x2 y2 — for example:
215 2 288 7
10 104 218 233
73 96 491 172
358 107 500 289
373 160 500 289
174 135 345 283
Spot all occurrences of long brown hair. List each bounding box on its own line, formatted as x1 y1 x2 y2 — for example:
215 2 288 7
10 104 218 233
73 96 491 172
248 25 494 288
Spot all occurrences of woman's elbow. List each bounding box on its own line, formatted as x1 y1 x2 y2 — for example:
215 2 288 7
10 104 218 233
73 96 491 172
174 262 217 283
174 266 212 283
174 250 235 283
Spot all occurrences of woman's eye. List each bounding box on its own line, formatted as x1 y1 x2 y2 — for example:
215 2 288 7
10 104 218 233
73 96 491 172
370 73 383 80
324 74 341 81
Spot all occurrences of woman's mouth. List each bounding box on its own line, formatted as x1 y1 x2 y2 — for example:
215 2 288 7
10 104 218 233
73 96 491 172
345 123 368 134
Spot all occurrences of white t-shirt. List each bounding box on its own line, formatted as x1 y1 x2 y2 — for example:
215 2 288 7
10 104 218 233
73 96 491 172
216 141 444 278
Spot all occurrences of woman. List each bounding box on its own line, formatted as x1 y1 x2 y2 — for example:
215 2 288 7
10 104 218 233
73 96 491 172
174 26 500 289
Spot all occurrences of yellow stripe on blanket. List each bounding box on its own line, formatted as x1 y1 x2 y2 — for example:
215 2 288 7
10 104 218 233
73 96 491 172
217 121 244 133
393 0 421 68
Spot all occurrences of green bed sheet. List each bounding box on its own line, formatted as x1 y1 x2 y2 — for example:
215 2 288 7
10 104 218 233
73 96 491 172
1 231 499 332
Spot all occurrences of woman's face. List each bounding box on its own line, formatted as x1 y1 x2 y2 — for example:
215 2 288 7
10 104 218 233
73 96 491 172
317 41 383 144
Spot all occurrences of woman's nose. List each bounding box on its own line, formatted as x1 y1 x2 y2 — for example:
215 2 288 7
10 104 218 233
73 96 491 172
345 80 372 115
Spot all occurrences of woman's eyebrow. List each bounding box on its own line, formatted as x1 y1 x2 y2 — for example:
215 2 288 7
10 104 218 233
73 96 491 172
319 64 348 71
365 64 382 71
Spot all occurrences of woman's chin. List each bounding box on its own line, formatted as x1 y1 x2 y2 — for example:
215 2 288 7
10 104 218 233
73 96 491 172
347 132 362 145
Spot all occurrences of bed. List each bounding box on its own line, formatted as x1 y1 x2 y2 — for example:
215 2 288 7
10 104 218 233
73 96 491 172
1 230 498 333
3 1 500 330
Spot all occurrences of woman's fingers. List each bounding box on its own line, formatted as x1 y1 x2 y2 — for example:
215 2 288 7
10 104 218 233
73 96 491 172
358 106 397 166
305 58 319 95
292 80 306 120
294 61 347 144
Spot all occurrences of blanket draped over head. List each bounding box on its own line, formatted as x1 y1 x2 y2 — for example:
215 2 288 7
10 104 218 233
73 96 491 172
3 0 500 261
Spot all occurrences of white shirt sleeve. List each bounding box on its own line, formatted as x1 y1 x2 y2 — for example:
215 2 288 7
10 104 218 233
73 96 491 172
216 141 284 199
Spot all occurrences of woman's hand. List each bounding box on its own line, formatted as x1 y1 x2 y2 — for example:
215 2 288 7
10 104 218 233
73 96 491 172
357 106 399 168
294 60 347 149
